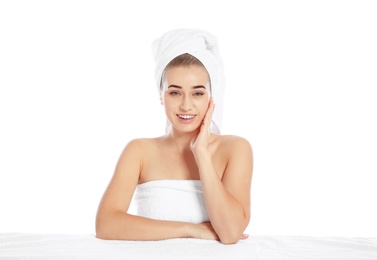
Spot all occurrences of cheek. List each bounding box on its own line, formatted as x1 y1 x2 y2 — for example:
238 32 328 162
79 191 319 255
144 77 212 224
162 97 176 113
195 99 210 114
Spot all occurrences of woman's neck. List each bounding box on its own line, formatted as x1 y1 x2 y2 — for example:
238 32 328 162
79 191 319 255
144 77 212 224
165 127 200 153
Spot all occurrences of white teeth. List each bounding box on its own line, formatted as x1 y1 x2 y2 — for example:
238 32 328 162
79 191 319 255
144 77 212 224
178 115 195 119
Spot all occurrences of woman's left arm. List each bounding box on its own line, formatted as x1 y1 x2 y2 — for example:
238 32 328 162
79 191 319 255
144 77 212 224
191 100 253 244
193 137 253 244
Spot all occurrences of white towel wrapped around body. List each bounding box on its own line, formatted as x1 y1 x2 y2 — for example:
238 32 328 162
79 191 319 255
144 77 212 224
152 28 225 134
134 180 209 224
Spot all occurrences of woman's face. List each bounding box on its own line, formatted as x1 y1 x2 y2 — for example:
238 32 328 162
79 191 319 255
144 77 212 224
161 65 211 133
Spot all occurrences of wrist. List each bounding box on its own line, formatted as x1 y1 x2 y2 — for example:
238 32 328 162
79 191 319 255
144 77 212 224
183 222 196 238
192 149 211 160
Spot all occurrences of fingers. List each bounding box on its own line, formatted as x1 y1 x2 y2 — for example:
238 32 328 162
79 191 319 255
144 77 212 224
194 222 219 241
240 234 249 240
202 98 215 129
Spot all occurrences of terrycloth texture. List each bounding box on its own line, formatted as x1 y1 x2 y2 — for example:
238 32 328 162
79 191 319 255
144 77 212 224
134 180 209 224
1 234 377 259
152 28 225 134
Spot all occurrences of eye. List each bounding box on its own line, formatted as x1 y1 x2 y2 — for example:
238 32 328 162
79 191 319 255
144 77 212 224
169 91 181 96
193 92 204 96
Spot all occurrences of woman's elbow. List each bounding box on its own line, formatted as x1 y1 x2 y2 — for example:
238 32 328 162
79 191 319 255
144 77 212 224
218 221 249 244
95 218 110 240
220 238 239 245
218 229 245 245
96 211 132 240
96 230 108 240
219 233 242 244
95 213 116 240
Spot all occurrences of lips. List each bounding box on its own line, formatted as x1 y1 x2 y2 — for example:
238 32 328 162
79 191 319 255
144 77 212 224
177 114 196 119
176 114 196 124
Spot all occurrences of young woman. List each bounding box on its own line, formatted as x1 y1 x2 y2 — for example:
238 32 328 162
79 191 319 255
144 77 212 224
95 29 253 244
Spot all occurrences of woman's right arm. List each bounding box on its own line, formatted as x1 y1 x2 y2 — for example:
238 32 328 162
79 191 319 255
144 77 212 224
95 139 218 241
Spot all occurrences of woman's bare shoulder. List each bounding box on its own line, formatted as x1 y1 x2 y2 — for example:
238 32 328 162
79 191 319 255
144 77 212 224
215 134 252 151
217 135 253 181
124 136 163 150
117 137 164 169
120 137 166 163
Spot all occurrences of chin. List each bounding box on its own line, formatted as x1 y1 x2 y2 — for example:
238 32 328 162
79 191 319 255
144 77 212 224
172 124 200 134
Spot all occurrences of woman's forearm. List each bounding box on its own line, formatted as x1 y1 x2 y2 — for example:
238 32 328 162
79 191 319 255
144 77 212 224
96 211 191 241
194 151 249 244
96 211 219 241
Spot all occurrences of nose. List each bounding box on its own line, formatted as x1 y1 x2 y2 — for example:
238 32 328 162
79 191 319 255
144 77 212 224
179 96 193 112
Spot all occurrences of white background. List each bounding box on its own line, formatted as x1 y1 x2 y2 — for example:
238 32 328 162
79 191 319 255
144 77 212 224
1 1 376 237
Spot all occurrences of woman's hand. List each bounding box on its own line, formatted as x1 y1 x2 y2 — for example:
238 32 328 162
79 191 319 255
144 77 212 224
190 222 219 241
189 222 249 242
190 98 215 154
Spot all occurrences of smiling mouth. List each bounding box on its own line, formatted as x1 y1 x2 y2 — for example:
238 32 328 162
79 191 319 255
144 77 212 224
177 114 196 120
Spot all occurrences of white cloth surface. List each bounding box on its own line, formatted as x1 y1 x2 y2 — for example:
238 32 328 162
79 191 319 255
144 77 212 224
1 233 377 259
134 180 209 224
152 28 225 134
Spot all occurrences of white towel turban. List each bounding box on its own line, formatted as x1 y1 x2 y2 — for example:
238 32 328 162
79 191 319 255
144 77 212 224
152 28 225 134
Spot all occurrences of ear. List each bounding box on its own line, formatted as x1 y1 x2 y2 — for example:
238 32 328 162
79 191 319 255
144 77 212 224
160 96 163 105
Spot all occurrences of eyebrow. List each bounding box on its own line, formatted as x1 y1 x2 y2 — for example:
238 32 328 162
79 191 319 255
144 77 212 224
168 85 206 89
